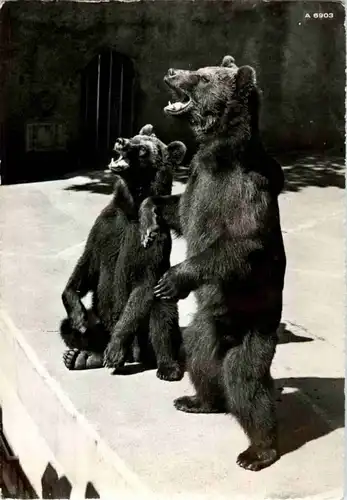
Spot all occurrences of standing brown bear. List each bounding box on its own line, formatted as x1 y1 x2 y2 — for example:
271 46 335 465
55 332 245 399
139 56 286 471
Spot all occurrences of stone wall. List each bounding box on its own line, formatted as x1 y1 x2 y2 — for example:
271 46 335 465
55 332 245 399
0 0 345 182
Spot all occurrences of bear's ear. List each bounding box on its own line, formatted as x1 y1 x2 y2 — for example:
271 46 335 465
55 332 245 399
236 65 257 97
166 141 187 166
236 65 257 87
139 124 156 136
221 55 236 68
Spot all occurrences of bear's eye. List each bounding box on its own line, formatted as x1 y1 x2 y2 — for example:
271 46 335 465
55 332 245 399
139 146 148 157
200 75 210 83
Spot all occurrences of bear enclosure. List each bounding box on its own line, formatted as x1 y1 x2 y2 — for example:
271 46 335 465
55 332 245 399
0 0 344 183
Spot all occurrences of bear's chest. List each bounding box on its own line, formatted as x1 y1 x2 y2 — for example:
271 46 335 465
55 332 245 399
179 171 231 255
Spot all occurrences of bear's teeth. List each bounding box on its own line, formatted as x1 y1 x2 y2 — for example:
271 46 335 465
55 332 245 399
171 102 183 109
165 99 191 113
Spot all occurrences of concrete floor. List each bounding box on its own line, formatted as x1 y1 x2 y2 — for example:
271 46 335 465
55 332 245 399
0 154 344 499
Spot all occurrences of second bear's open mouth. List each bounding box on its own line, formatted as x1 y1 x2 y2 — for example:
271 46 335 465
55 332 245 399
108 155 130 173
164 82 192 115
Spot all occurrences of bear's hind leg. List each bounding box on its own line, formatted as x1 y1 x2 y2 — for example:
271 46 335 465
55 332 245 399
63 349 104 370
174 312 226 412
223 329 278 471
149 301 183 381
60 316 110 371
133 327 157 368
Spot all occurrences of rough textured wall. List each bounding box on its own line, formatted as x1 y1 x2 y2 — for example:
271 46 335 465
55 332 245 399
0 0 345 182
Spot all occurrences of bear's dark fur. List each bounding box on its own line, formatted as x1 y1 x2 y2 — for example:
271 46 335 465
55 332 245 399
60 125 186 381
139 56 286 470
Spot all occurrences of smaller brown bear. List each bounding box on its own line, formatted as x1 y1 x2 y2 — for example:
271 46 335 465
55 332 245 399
60 125 186 381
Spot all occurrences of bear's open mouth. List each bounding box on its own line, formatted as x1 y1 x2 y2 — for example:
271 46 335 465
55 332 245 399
108 155 130 173
164 81 192 115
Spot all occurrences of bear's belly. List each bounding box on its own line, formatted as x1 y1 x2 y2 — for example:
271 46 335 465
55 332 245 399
195 284 226 311
179 175 225 256
196 282 282 314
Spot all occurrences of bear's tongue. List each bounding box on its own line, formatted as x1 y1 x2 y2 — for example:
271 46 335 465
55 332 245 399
164 99 191 114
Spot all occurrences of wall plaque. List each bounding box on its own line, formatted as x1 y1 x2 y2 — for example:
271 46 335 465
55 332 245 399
26 123 67 152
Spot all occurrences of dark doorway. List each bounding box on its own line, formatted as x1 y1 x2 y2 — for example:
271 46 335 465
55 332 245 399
80 50 135 169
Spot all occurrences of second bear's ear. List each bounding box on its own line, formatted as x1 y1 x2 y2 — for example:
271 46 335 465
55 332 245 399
236 66 257 97
236 66 257 87
167 141 187 165
139 124 156 136
221 55 236 68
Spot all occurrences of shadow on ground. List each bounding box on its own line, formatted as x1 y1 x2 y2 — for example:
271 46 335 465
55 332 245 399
112 363 156 376
111 327 342 462
41 463 72 499
41 462 100 499
276 376 344 457
63 170 116 195
56 323 342 463
102 322 313 377
62 153 344 196
63 166 191 196
277 322 314 344
274 323 343 458
280 153 345 192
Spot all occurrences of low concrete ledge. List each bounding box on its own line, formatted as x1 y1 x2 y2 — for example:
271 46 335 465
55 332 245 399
0 309 152 499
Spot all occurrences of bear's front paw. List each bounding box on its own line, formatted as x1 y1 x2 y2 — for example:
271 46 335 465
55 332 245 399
71 312 88 334
139 201 160 248
103 339 127 369
141 225 160 249
154 267 190 301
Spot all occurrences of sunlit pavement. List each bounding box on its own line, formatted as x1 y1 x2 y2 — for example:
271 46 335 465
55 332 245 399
0 153 344 499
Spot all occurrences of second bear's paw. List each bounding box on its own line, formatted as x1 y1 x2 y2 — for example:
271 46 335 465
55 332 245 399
156 362 183 382
103 340 127 369
139 202 160 248
71 312 88 334
141 226 160 248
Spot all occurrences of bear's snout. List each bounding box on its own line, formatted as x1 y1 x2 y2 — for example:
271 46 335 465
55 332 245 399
164 69 196 90
165 68 190 81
